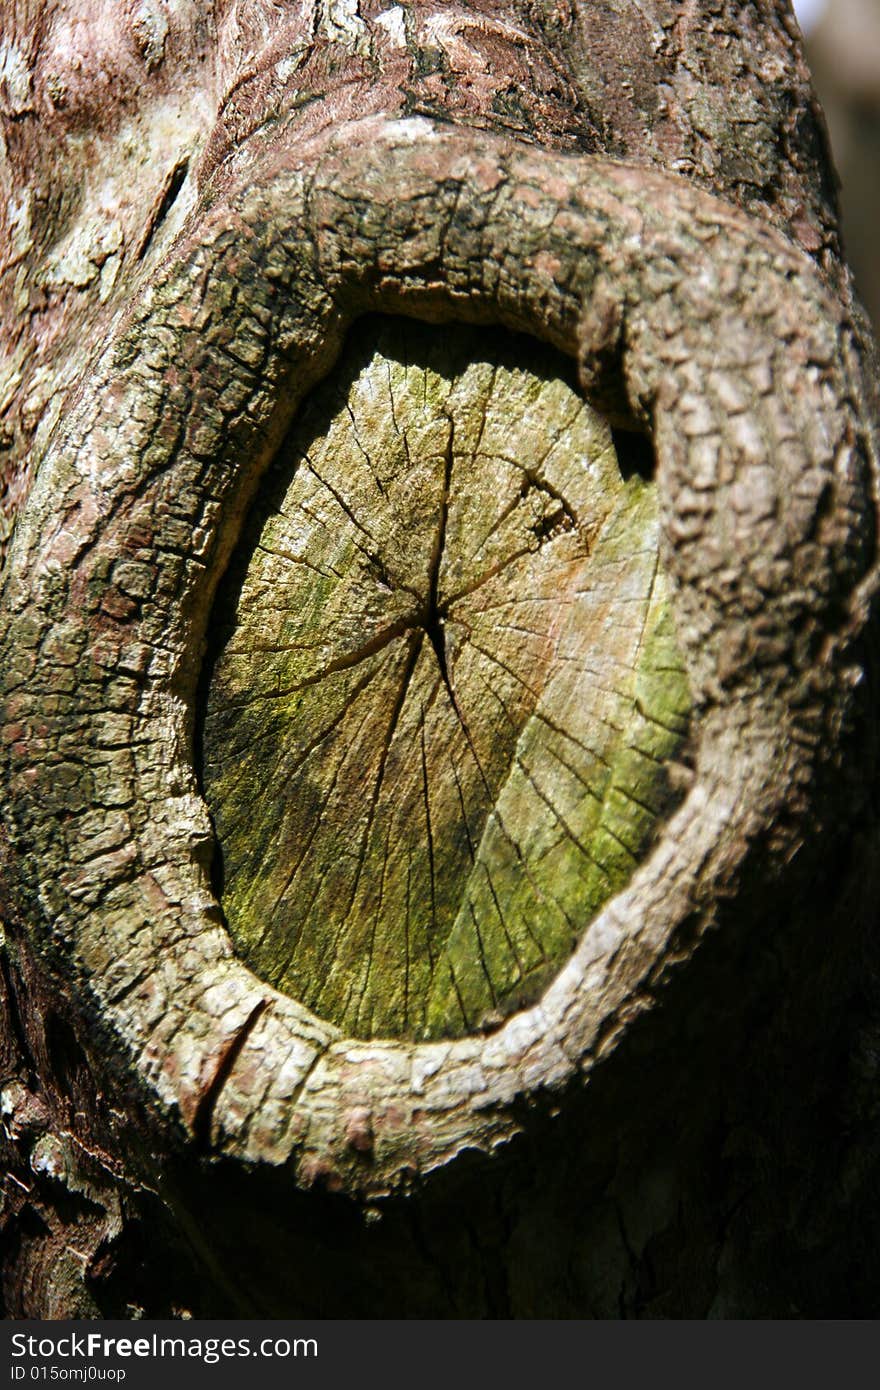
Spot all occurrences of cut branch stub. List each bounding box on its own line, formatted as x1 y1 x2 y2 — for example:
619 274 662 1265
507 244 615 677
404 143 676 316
0 117 876 1196
202 316 690 1040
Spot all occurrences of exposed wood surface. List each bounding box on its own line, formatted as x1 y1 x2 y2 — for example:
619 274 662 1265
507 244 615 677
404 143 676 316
204 316 690 1038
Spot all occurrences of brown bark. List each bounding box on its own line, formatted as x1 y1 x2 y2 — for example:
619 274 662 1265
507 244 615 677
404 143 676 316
1 1 879 1317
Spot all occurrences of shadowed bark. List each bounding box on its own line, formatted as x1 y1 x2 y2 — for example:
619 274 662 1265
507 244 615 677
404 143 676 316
1 1 879 1317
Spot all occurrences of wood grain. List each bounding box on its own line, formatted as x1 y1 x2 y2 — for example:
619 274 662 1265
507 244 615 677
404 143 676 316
203 317 690 1037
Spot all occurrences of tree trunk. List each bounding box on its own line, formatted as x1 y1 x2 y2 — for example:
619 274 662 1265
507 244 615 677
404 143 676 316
1 1 879 1318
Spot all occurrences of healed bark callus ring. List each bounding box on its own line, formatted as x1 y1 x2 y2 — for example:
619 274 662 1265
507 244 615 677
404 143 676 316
1 117 876 1197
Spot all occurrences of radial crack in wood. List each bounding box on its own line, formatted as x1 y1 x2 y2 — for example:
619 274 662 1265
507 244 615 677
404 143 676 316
201 316 692 1040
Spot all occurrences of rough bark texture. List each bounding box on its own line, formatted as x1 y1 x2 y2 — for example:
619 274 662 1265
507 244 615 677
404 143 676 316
1 1 879 1318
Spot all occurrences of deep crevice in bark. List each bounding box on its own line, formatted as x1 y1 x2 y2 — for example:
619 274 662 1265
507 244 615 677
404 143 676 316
610 425 656 483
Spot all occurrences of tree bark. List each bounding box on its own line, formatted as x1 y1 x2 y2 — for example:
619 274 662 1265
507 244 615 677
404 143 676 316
1 0 879 1318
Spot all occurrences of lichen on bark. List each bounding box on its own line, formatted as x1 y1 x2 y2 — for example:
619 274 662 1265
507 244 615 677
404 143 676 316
202 315 691 1038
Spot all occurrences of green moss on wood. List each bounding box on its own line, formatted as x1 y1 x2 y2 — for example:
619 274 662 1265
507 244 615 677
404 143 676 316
202 316 691 1040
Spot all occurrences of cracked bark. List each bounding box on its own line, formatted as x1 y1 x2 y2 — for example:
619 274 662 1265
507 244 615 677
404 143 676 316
1 1 879 1317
